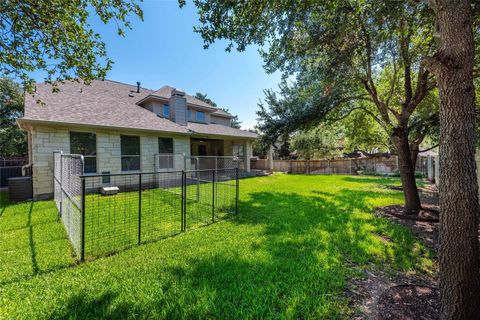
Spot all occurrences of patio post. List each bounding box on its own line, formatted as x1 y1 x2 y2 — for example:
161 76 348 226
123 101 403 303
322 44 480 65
267 145 274 171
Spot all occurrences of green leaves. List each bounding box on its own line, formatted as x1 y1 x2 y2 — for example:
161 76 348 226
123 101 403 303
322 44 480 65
0 78 26 156
0 0 143 92
190 0 441 155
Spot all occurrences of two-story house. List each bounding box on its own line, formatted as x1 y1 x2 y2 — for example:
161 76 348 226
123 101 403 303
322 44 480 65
17 80 257 199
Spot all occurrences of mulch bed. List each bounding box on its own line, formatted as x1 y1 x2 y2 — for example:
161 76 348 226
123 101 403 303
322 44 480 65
347 182 440 319
377 285 439 320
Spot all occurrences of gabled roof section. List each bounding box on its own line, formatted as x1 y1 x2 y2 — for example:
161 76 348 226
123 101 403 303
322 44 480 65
22 80 190 134
211 109 233 118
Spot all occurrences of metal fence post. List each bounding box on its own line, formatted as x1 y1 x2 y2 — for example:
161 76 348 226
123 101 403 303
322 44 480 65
59 153 63 216
181 171 186 232
138 173 142 245
80 177 86 262
212 170 216 223
235 167 239 214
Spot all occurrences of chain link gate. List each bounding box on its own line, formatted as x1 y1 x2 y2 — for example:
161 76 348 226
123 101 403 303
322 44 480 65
53 151 85 257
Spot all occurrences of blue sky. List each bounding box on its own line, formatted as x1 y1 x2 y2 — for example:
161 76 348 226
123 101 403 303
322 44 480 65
33 1 281 129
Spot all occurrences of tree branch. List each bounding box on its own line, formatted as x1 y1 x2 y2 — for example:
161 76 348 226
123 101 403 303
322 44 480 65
419 144 439 153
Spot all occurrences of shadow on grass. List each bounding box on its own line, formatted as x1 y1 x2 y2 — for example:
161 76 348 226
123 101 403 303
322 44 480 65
1 181 434 318
235 190 430 269
340 175 426 188
48 292 135 320
27 202 40 275
117 190 429 318
0 193 75 286
47 189 431 319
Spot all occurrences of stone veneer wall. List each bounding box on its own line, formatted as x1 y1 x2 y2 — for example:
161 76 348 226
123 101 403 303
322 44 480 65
30 124 191 199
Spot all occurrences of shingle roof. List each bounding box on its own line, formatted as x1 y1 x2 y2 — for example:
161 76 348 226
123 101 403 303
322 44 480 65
149 85 218 110
22 80 190 134
187 122 257 139
211 109 232 118
21 79 257 139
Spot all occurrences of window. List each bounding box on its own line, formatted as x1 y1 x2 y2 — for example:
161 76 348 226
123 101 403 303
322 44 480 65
196 111 205 122
158 138 174 169
233 144 244 157
158 137 174 154
187 109 192 121
70 132 96 174
163 104 170 118
121 135 140 171
198 145 207 156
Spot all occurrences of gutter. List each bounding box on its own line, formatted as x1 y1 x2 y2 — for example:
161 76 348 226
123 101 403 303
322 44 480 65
17 118 258 140
16 118 191 136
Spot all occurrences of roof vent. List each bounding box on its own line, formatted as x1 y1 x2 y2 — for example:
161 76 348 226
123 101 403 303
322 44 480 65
172 88 185 97
136 81 140 93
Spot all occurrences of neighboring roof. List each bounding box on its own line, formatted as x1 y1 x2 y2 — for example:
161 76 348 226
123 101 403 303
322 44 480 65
20 79 256 139
187 122 257 139
144 85 219 111
22 80 190 134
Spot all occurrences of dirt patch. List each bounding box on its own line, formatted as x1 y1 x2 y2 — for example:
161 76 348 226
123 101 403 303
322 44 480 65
347 183 439 319
348 269 437 320
377 285 439 320
378 183 439 251
378 205 438 223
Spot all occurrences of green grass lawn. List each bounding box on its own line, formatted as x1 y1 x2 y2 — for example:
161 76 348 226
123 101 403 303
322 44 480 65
0 174 434 319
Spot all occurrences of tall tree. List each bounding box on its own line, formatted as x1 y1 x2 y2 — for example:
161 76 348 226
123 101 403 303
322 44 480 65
0 78 26 156
195 92 242 128
188 0 441 213
290 124 344 159
425 0 480 318
342 109 390 154
0 0 142 91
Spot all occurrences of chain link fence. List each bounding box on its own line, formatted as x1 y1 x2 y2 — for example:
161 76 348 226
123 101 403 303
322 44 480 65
154 154 244 172
54 152 239 261
53 151 84 255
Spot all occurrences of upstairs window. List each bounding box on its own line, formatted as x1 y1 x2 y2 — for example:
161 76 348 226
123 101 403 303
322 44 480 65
163 104 170 118
187 109 192 121
121 135 140 171
70 132 96 174
196 111 205 122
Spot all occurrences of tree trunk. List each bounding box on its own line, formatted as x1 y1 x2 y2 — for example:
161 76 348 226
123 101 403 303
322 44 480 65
392 129 422 214
431 1 480 319
410 142 420 170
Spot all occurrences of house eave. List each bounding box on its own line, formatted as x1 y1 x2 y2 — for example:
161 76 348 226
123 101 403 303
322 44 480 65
17 118 191 136
17 118 258 140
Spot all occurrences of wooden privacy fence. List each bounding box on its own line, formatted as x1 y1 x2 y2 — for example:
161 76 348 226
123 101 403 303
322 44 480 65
0 157 29 187
251 157 400 175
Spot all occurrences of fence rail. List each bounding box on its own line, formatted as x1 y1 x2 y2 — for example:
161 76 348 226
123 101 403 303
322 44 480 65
154 154 244 172
54 152 239 261
0 157 28 167
0 157 31 187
